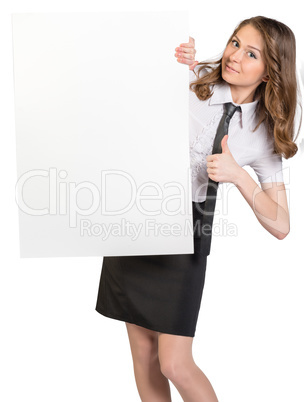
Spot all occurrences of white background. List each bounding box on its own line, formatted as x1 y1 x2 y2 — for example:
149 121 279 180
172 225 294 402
1 1 303 401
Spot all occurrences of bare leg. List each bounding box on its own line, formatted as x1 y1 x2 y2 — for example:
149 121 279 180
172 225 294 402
125 323 171 402
158 333 219 402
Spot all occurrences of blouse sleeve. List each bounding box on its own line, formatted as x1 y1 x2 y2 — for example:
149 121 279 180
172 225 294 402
249 150 284 183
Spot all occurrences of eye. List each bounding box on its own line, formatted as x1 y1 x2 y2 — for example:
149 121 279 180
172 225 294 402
232 39 239 48
248 51 257 59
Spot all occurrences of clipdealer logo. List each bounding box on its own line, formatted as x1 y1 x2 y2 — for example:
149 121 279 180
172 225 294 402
15 168 193 227
15 167 243 239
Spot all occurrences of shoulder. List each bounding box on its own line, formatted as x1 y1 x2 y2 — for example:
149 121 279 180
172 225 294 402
252 121 275 153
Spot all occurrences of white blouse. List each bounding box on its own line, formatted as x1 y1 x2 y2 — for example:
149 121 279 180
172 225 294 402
189 68 284 202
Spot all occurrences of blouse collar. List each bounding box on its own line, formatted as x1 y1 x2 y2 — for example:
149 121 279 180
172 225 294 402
209 81 259 126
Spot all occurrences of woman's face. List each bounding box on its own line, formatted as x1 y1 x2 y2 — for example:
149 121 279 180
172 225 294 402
221 24 268 97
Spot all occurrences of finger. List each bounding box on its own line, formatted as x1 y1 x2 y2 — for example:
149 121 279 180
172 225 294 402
178 41 195 48
175 52 195 61
207 165 217 173
175 46 196 54
206 159 214 166
176 57 195 65
208 173 219 182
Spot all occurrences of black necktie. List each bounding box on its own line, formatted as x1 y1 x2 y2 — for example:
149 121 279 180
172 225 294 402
199 102 241 255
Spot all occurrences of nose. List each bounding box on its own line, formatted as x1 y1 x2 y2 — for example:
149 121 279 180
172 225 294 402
230 48 243 63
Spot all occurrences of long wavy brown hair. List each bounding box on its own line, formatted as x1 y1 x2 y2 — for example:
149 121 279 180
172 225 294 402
190 16 301 159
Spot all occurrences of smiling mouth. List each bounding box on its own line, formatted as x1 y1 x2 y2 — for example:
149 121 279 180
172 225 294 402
226 64 239 73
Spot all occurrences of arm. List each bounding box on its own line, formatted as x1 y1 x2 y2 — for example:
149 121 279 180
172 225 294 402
235 169 290 240
175 37 198 70
206 135 290 239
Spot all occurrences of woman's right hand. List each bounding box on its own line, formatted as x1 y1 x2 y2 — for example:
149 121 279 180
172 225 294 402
175 37 198 70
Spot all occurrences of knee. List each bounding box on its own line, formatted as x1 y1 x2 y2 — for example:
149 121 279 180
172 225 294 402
159 357 191 387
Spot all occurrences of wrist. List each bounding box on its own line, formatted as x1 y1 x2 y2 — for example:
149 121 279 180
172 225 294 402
233 166 247 188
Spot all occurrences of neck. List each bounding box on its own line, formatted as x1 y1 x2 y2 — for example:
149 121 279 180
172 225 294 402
229 85 257 104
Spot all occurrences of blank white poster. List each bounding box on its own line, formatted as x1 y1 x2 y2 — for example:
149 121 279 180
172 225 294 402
12 12 193 257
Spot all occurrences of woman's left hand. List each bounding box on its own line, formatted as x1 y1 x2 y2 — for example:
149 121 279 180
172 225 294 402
206 135 243 184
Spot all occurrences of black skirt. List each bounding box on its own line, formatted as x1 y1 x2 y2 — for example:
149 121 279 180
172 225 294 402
95 201 208 337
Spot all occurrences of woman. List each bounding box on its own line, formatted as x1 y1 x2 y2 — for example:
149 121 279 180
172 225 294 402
96 16 300 401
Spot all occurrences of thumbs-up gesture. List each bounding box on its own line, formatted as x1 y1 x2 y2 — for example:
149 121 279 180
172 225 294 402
206 135 242 184
175 36 198 70
221 134 231 155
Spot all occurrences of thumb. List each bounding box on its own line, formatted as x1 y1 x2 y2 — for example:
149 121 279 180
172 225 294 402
221 135 230 153
189 36 195 45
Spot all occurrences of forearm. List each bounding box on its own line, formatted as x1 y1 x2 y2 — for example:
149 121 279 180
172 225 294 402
234 168 290 239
